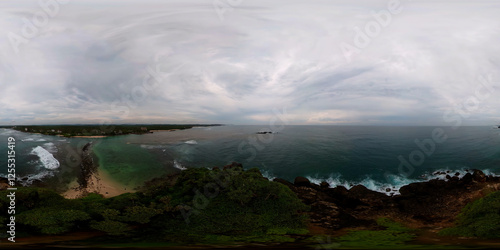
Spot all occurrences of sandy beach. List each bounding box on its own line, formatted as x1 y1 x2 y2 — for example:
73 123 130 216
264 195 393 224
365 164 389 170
63 168 131 199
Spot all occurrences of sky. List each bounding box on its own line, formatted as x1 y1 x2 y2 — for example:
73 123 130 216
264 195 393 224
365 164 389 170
1 0 500 125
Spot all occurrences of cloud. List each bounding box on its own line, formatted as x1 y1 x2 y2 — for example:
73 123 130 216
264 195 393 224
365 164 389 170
1 0 500 125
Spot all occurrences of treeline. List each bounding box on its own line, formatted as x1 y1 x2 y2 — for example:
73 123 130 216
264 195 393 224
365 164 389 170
0 124 222 137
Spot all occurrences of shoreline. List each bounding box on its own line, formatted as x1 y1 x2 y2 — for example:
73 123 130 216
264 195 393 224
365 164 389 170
70 135 109 138
63 168 131 199
63 141 131 199
2 163 500 248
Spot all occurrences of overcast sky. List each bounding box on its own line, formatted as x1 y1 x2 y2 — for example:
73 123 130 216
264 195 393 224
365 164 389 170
1 0 499 125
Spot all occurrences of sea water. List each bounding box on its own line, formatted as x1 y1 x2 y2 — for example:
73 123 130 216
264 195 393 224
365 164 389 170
1 126 500 194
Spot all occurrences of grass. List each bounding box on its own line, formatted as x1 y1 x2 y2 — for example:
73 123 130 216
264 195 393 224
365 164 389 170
439 191 500 238
309 218 458 249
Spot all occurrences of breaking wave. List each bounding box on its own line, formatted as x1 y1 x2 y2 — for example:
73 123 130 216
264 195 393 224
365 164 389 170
0 171 55 186
173 160 187 170
306 168 500 196
30 146 60 170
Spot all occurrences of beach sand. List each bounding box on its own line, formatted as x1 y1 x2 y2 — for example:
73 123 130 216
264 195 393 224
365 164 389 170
63 168 131 199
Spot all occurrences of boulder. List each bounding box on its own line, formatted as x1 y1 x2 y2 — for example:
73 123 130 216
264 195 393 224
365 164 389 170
273 178 295 190
223 162 243 170
320 181 330 189
472 169 487 182
294 176 312 187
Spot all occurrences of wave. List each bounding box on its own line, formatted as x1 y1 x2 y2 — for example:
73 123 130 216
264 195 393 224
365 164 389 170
184 140 198 145
260 170 277 180
0 171 55 186
0 129 16 136
30 146 60 170
140 144 167 149
173 160 187 170
306 168 500 196
43 142 58 153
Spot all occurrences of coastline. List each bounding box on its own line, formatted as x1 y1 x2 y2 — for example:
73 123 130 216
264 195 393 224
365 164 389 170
2 163 500 248
149 129 180 132
62 141 131 199
69 135 109 138
63 168 130 198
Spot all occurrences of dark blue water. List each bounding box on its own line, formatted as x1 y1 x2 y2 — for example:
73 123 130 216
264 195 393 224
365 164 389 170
2 126 500 194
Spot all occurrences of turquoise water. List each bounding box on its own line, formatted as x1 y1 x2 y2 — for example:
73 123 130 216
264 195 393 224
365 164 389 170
2 126 500 193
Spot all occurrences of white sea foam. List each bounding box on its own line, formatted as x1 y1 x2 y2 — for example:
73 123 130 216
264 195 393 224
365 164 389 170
173 160 187 170
30 146 60 170
22 138 35 142
261 170 277 180
307 168 500 196
36 139 47 142
0 171 55 186
43 142 58 153
140 144 168 149
184 140 198 145
0 129 16 136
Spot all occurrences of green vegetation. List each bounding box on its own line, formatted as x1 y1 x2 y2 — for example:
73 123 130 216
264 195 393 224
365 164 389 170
0 124 222 137
334 218 416 249
0 166 308 245
440 191 500 238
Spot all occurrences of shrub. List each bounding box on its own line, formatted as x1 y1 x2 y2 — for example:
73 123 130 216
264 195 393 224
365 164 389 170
18 208 90 234
90 220 130 236
440 191 500 238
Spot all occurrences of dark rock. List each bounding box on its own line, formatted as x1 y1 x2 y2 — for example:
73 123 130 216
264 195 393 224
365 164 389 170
331 185 349 194
77 142 97 189
274 178 295 190
295 186 318 204
0 177 10 190
223 162 243 170
320 181 330 189
455 172 460 176
460 173 473 184
286 168 500 232
294 176 311 187
472 169 487 182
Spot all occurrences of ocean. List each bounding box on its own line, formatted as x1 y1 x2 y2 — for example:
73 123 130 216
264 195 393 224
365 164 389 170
1 125 500 194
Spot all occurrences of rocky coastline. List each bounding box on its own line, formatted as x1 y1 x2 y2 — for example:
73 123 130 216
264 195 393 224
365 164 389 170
1 164 499 230
275 169 500 231
1 161 500 248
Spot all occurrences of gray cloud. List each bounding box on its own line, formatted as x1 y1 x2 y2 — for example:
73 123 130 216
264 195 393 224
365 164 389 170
1 0 500 125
